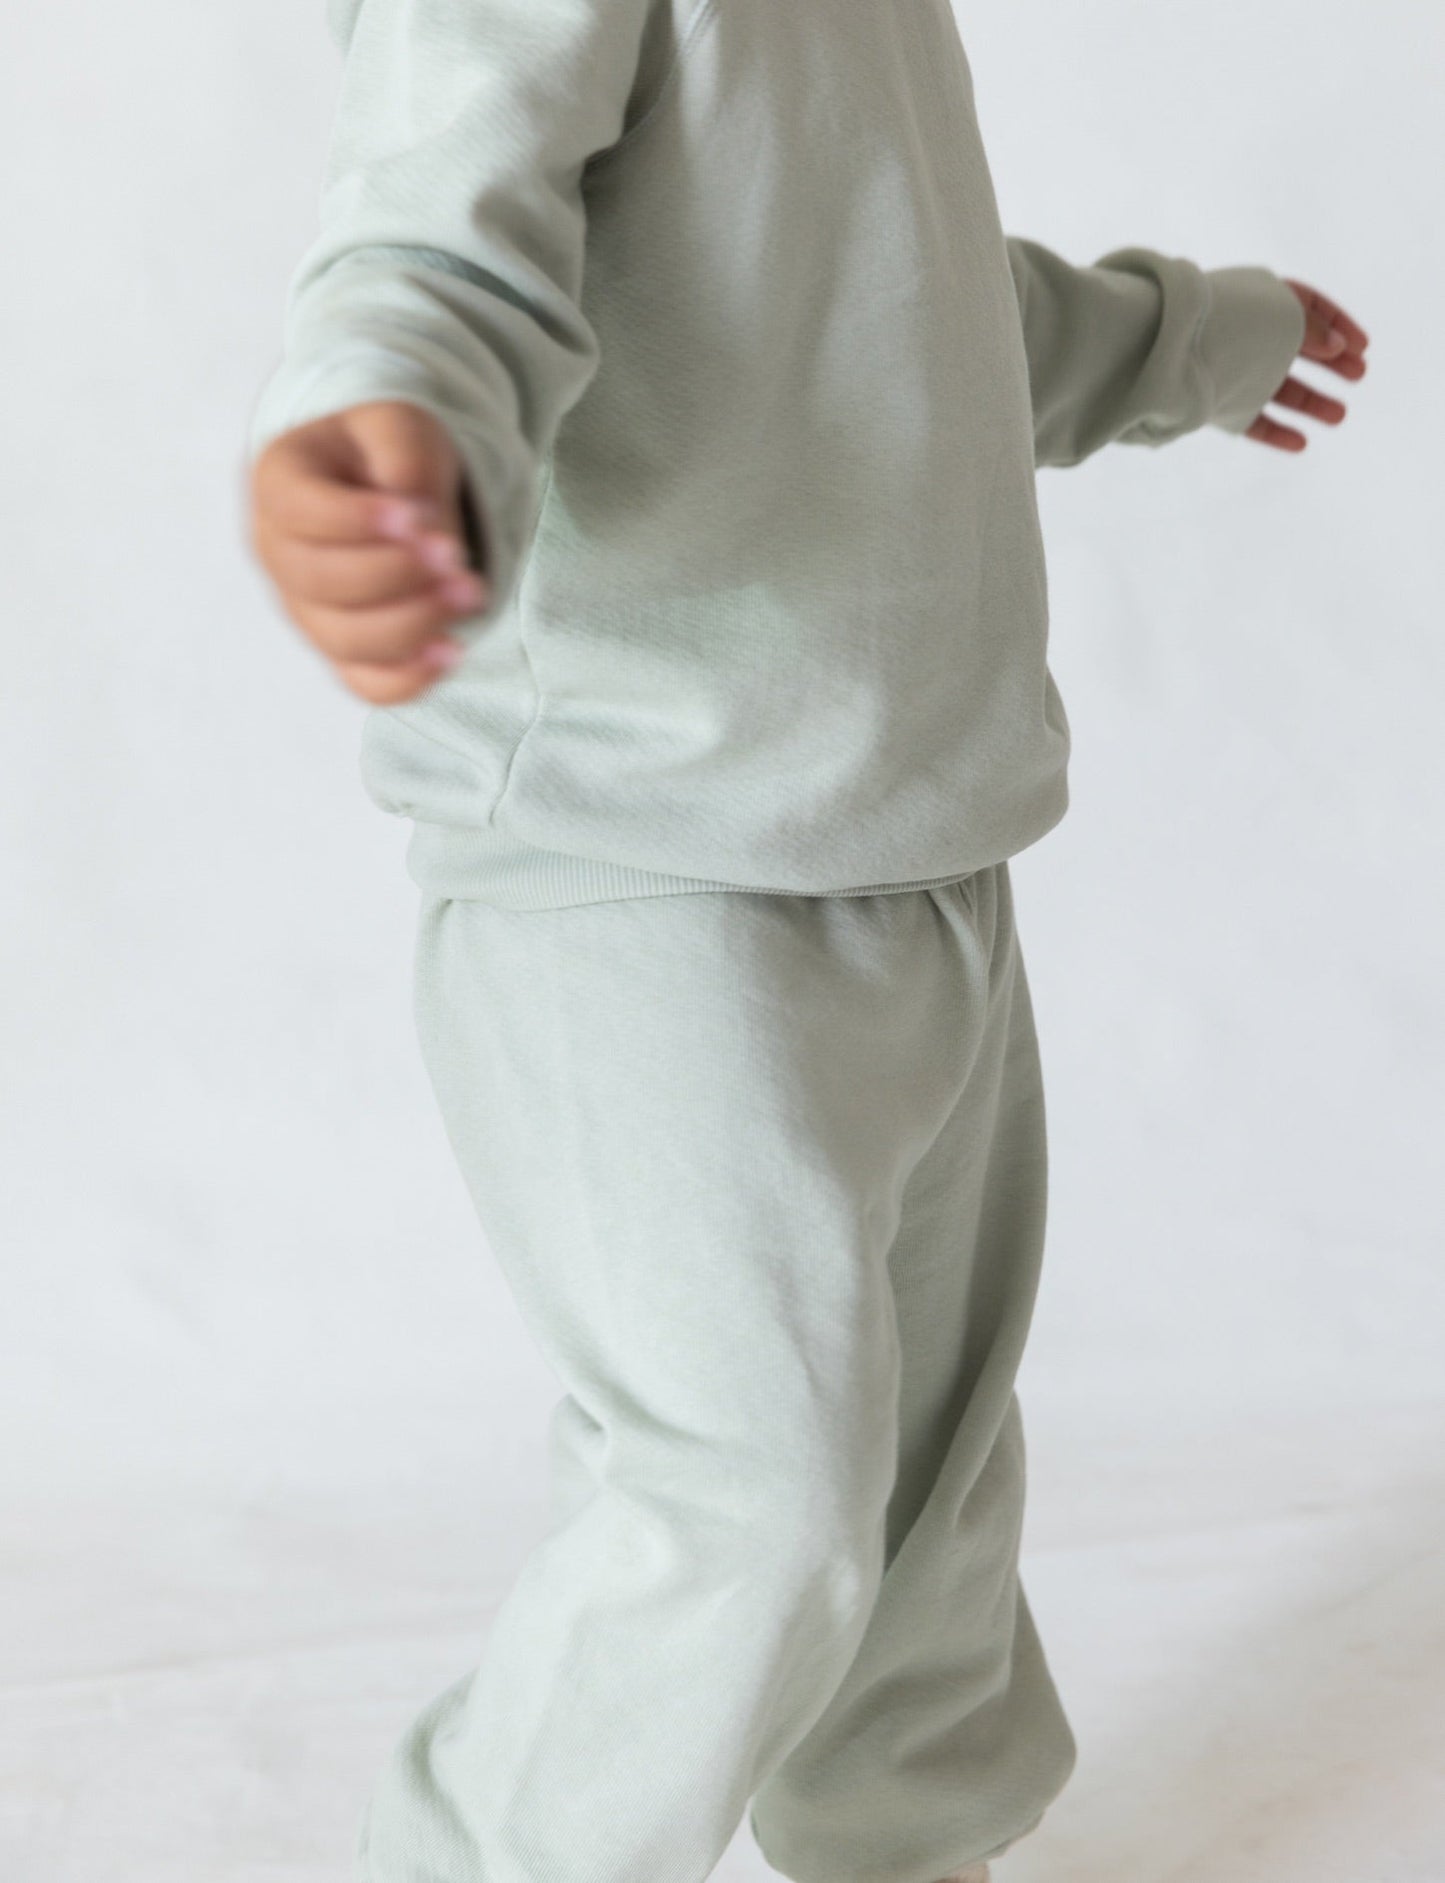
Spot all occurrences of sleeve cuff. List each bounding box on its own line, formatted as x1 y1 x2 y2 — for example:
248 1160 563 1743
1195 265 1307 434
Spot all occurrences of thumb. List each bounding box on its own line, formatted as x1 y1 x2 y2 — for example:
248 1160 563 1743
1306 308 1349 360
340 399 469 542
1288 287 1349 362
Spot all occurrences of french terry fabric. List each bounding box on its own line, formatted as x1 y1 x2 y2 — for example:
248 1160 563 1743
361 863 1076 1883
247 0 1307 908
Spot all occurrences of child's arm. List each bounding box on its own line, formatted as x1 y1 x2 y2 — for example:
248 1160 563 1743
1004 236 1368 468
246 0 666 700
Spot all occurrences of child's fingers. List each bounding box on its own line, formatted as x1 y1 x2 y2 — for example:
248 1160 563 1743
1312 346 1369 384
293 572 488 667
1309 291 1370 355
1270 374 1348 427
260 523 473 610
251 446 443 547
1287 281 1371 366
1244 411 1307 452
330 643 466 705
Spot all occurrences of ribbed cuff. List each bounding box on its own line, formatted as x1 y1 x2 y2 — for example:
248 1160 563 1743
1195 265 1308 434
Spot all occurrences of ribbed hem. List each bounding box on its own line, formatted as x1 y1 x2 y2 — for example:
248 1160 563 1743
403 819 987 909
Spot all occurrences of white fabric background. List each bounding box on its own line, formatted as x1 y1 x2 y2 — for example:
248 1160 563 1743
3 3 1441 1879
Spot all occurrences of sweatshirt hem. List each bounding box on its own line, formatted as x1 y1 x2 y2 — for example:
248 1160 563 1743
403 820 992 910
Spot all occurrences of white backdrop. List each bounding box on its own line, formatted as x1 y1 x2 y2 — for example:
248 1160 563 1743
3 4 1442 1881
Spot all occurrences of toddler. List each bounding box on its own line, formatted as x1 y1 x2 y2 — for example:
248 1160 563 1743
245 4 1368 1881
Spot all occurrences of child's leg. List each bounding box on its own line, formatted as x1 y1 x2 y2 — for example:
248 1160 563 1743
358 875 1070 1883
748 863 1077 1883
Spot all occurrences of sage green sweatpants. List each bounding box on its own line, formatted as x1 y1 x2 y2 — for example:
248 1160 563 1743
359 863 1078 1883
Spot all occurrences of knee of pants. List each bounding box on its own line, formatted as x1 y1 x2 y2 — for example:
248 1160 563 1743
766 1472 891 1637
619 1421 895 1632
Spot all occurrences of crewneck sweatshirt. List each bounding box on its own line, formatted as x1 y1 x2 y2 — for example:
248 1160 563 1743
247 0 1308 909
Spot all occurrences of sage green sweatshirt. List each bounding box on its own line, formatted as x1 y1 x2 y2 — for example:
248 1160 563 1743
247 0 1308 909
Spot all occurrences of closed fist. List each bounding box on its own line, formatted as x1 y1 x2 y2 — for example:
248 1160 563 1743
247 400 491 702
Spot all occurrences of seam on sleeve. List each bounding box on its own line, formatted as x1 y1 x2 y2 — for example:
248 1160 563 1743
587 0 720 172
309 245 582 351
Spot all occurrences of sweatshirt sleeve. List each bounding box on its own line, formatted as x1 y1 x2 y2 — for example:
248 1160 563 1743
246 0 663 624
1004 236 1308 470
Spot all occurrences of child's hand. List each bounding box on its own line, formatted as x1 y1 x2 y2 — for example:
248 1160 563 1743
247 400 490 703
1245 281 1370 453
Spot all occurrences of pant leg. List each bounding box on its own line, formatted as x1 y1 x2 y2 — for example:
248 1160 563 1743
359 882 980 1883
748 862 1078 1883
